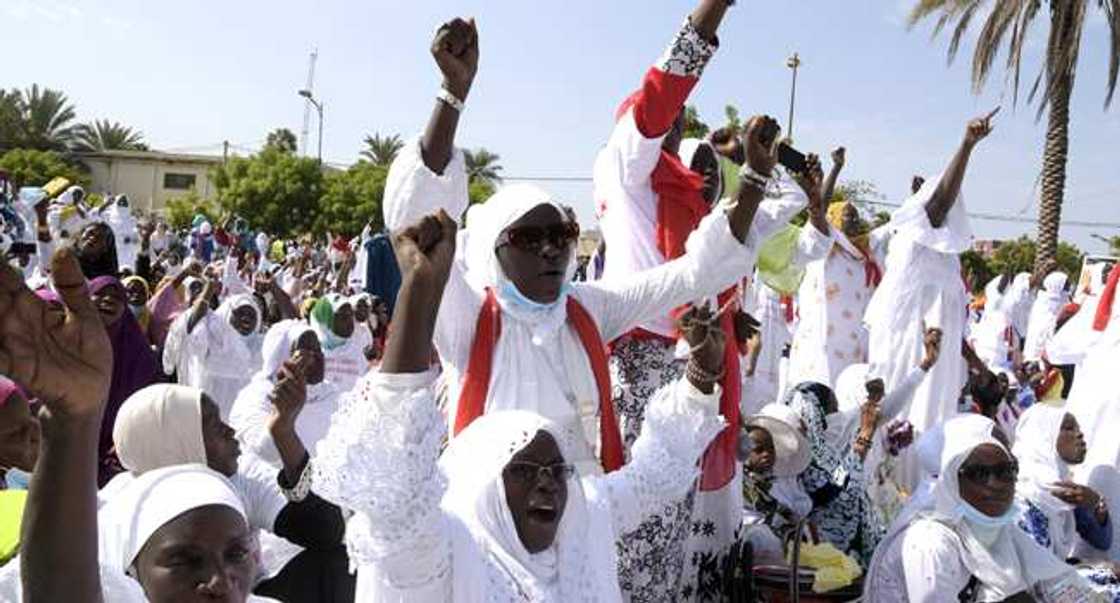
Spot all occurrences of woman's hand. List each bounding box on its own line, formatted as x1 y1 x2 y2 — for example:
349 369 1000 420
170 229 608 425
680 303 726 393
740 115 779 178
1051 481 1102 512
269 357 308 432
0 247 112 422
432 17 479 101
394 210 457 289
920 328 943 372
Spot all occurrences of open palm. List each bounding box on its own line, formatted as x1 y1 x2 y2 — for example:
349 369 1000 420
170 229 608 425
0 248 111 419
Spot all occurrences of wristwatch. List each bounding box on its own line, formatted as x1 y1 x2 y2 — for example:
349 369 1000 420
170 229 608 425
1096 497 1109 518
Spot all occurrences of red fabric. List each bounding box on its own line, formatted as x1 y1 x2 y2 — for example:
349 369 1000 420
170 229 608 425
699 288 742 491
1093 266 1120 332
864 261 884 289
780 295 795 323
616 68 698 138
454 289 624 473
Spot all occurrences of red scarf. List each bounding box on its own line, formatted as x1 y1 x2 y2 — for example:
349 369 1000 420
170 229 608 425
698 288 743 491
454 289 625 473
1093 266 1120 332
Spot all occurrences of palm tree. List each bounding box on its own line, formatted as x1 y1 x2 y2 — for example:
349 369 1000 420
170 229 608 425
909 1 1120 273
73 119 148 152
18 84 78 152
464 148 504 185
360 133 404 166
0 89 23 152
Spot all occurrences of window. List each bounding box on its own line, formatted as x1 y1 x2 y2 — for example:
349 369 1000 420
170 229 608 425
163 173 197 190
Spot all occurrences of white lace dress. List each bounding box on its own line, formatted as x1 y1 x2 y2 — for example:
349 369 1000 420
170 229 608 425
312 370 726 602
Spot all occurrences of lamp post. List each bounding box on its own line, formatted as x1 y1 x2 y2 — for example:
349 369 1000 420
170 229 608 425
298 89 323 164
786 52 801 142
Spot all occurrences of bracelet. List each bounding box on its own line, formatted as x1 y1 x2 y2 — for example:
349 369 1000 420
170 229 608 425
281 458 314 503
739 173 768 192
686 360 725 385
739 164 774 185
1096 497 1109 518
437 88 465 112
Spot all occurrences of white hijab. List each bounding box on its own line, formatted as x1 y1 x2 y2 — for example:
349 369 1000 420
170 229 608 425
747 403 813 518
868 414 1078 602
462 183 577 343
677 138 723 202
213 293 263 369
1011 404 1077 558
436 409 619 602
1023 272 1069 361
113 384 207 476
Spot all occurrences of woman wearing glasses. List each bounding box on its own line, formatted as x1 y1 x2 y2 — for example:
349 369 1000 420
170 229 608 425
380 6 780 480
863 414 1105 602
312 211 731 601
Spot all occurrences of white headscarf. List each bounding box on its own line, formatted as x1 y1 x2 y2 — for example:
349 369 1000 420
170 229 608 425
1003 273 1035 338
213 293 263 368
437 409 619 601
1012 405 1078 557
113 384 207 475
916 415 1074 600
463 183 576 344
96 464 247 591
1023 273 1069 361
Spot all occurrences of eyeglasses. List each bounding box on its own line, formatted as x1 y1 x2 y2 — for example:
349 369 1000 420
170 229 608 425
506 461 575 484
959 460 1018 484
495 222 580 254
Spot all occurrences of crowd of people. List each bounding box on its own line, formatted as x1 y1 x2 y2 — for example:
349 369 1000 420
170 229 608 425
1 1 1119 601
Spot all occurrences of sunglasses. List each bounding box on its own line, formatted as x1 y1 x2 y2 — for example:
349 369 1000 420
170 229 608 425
959 460 1018 484
495 221 579 254
506 461 575 484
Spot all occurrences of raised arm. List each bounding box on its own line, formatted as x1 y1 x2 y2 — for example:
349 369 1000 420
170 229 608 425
420 18 478 176
591 304 727 533
0 249 113 603
925 109 996 228
311 210 458 589
822 147 845 207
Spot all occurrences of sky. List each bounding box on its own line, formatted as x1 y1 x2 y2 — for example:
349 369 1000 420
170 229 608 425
3 0 1118 252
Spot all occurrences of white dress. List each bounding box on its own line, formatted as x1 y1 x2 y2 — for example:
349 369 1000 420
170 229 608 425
312 371 726 602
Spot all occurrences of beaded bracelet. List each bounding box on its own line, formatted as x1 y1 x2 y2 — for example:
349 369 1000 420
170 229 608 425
437 88 465 112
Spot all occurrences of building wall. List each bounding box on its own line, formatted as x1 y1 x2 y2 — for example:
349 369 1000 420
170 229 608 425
82 156 219 215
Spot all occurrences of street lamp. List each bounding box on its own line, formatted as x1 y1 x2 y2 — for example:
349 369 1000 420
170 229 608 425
298 89 323 164
786 53 802 142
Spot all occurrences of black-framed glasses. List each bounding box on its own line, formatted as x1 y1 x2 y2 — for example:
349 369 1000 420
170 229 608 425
495 222 580 254
506 461 575 484
959 460 1018 484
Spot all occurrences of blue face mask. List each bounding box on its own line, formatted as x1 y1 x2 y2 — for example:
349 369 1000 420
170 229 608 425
498 280 558 313
958 498 1019 545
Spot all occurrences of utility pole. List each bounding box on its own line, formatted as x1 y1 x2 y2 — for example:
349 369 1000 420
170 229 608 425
222 140 229 164
299 50 318 157
298 90 323 164
786 52 802 142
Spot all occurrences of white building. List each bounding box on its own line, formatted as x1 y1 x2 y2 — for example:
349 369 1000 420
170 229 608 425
79 150 223 214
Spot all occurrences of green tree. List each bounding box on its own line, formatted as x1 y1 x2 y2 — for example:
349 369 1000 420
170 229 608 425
1107 235 1120 256
682 105 709 139
317 161 388 236
360 133 404 167
464 148 503 186
723 104 742 134
0 148 86 190
0 90 22 153
469 179 495 205
264 128 299 154
16 85 78 152
989 235 1083 279
961 249 995 294
833 180 886 205
211 147 324 237
909 1 1120 275
73 119 148 152
164 191 219 231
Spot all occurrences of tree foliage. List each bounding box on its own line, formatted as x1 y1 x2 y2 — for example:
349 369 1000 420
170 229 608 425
682 105 709 139
318 161 388 236
960 249 995 294
723 104 742 134
464 148 503 186
989 235 1083 278
73 119 148 152
264 128 299 154
164 191 220 231
11 85 78 152
211 147 324 237
360 133 404 167
0 148 86 190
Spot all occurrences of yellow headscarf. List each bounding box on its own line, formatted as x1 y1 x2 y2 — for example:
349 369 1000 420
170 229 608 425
827 201 871 253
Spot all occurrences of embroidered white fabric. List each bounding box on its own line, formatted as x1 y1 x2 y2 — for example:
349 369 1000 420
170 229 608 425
656 18 719 79
312 371 725 602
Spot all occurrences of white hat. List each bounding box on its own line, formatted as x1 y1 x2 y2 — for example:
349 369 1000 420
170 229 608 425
746 403 811 478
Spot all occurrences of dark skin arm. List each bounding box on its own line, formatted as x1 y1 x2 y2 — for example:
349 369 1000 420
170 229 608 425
257 272 297 321
186 277 218 334
420 18 478 175
726 116 778 243
822 147 845 206
925 109 997 228
796 153 829 236
0 248 114 603
382 210 458 374
689 0 732 43
268 356 312 486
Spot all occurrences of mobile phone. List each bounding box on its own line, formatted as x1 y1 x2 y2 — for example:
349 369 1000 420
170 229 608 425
777 143 807 174
7 242 36 256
